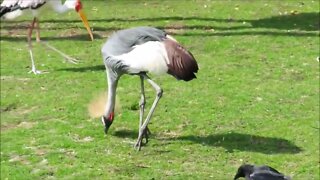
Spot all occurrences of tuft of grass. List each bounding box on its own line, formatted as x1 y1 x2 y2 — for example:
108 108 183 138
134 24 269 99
1 0 319 179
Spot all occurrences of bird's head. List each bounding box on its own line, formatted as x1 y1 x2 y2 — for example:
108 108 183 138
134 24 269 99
65 0 94 41
234 164 254 180
63 0 83 11
101 112 115 134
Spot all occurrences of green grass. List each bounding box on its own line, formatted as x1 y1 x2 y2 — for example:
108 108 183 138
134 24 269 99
1 0 319 179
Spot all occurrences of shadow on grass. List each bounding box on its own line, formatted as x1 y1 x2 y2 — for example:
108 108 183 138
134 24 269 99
4 12 318 31
1 13 318 41
0 33 103 42
113 129 138 139
57 65 105 72
111 129 302 154
169 132 302 154
2 12 318 30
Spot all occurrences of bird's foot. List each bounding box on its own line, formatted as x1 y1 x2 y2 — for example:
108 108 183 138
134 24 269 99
143 126 151 144
64 56 79 64
134 139 142 151
40 41 78 64
134 127 151 151
28 68 48 75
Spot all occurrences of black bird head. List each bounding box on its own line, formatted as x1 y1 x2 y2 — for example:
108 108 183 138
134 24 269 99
234 164 254 179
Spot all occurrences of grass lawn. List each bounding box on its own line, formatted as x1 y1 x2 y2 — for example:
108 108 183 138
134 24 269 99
1 0 319 179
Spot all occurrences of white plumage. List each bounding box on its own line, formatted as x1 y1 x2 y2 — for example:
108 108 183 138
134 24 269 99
115 41 170 75
1 0 46 19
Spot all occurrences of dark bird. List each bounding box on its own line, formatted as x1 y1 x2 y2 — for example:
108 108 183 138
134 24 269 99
234 164 291 180
0 0 94 74
101 26 198 150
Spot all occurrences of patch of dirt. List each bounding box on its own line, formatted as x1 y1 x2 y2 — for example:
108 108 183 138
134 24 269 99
1 105 38 132
59 148 77 158
0 23 28 37
0 103 17 113
1 76 30 82
35 148 49 156
69 133 94 143
1 105 37 115
157 130 182 139
8 154 30 165
18 106 38 115
164 22 186 34
17 121 37 129
24 146 49 156
1 120 38 132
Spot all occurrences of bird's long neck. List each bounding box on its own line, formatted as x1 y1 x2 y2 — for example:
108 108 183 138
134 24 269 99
104 69 119 121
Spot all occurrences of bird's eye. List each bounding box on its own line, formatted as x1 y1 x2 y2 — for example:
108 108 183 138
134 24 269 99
75 0 82 12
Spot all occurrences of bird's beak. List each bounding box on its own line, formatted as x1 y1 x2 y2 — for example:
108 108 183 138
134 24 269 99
101 116 113 134
77 9 94 41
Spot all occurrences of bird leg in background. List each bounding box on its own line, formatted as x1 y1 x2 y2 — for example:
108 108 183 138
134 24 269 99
28 17 42 74
135 74 163 150
27 18 77 74
138 75 146 146
34 18 78 65
34 18 41 42
40 41 78 64
35 18 79 64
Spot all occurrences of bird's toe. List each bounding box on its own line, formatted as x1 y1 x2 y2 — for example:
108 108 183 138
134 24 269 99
134 141 142 151
28 69 48 75
65 57 79 64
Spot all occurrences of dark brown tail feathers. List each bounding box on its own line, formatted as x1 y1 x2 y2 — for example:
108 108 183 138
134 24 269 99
164 39 198 81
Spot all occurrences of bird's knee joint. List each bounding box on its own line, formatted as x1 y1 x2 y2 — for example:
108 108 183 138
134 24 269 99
157 89 163 97
139 99 146 107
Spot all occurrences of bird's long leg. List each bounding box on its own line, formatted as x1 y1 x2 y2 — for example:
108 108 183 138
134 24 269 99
135 74 163 150
137 75 151 148
138 75 146 148
34 17 78 64
34 17 41 42
40 41 78 64
28 17 42 74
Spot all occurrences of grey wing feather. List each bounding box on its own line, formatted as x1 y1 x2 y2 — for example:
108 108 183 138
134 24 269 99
102 26 167 57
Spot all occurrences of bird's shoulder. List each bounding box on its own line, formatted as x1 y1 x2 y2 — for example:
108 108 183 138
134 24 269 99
114 26 167 46
103 27 167 57
255 166 281 174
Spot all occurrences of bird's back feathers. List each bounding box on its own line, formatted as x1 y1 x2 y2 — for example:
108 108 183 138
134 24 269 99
102 26 167 57
164 39 198 81
254 165 281 174
0 0 46 18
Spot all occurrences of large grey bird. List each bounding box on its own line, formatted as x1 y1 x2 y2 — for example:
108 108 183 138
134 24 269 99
0 0 93 74
234 164 291 180
101 26 198 150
